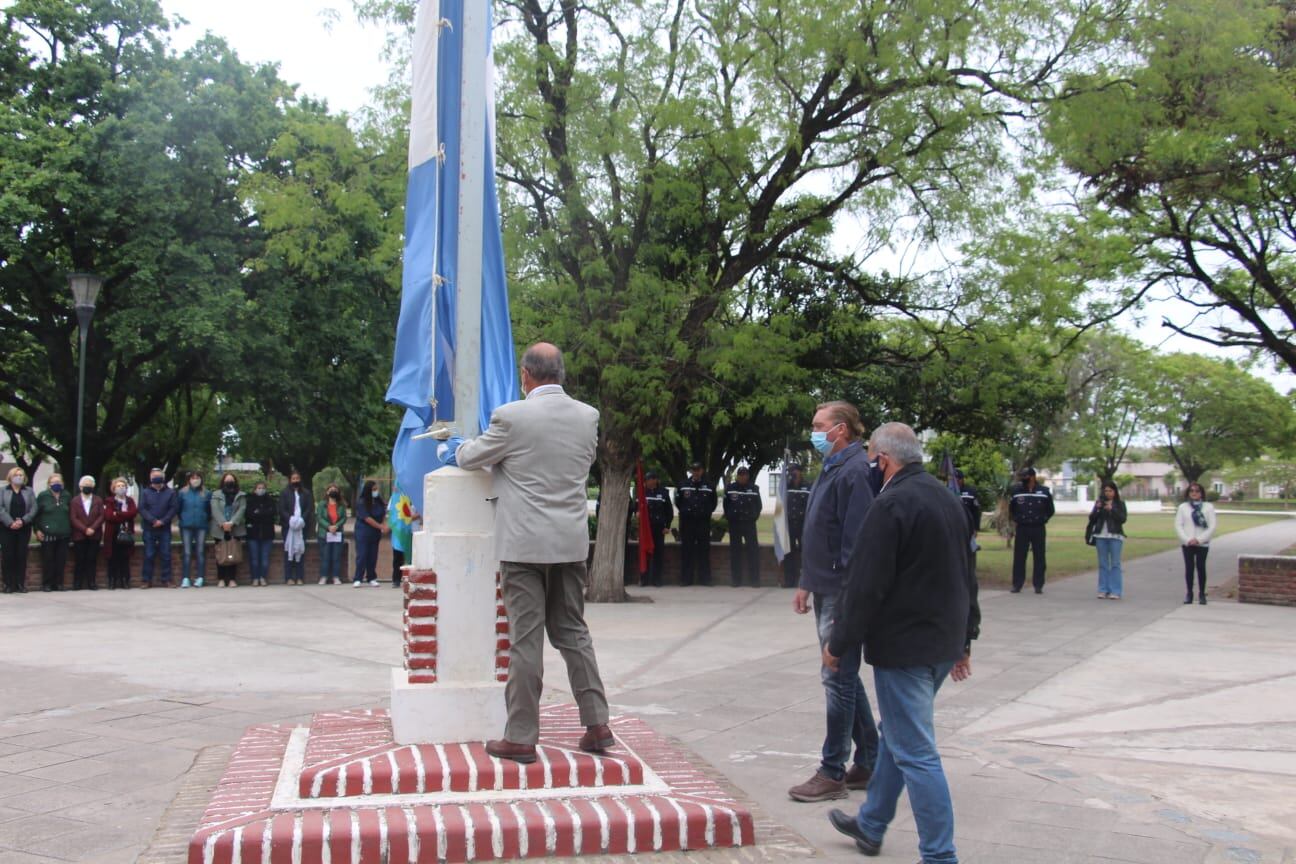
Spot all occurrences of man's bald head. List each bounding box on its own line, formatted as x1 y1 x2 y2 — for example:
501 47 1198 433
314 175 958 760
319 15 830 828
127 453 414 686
521 342 565 390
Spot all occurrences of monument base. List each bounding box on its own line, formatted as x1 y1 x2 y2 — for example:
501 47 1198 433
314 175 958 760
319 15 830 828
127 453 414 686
390 668 508 744
188 704 755 863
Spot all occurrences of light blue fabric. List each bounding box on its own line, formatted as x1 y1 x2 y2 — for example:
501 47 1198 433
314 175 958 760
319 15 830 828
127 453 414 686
388 0 517 520
1096 536 1123 597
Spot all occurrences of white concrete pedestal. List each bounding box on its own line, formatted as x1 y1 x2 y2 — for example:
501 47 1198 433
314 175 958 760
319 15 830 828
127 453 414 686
390 466 508 744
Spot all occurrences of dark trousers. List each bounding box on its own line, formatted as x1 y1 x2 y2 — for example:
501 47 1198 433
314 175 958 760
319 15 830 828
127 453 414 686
73 539 100 589
1182 545 1209 598
1012 523 1047 591
781 535 802 588
354 530 380 582
640 526 665 586
392 548 405 585
217 563 239 585
283 547 304 583
107 549 132 588
41 538 68 590
1 528 31 591
679 518 711 586
728 519 760 586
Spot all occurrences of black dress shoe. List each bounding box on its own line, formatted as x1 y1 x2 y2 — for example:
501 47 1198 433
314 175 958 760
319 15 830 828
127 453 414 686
17 585 27 593
1034 587 1043 594
1184 594 1193 604
41 586 52 592
827 808 881 855
1199 595 1207 605
1009 587 1021 593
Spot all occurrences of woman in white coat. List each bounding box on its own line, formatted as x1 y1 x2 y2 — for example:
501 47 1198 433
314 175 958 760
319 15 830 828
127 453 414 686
1175 483 1217 605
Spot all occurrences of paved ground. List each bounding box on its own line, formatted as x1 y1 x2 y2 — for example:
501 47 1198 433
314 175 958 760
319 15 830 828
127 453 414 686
1 519 1294 863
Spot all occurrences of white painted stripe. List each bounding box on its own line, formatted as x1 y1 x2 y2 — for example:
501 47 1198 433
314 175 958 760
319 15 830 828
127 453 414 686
540 802 557 853
560 749 577 787
349 810 361 862
203 832 217 864
665 797 687 848
413 746 429 793
376 809 389 862
231 826 243 864
485 803 503 859
362 757 373 795
460 743 477 790
404 806 419 862
725 806 741 844
590 798 609 850
644 798 663 851
433 807 447 861
592 752 603 786
385 751 399 793
310 769 324 799
702 803 715 845
560 799 581 852
509 803 528 857
612 798 635 852
538 748 553 788
291 814 303 864
461 805 475 860
335 764 345 798
430 745 446 792
320 811 331 864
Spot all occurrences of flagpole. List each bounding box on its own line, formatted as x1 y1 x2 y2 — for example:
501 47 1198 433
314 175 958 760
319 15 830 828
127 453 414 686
453 0 488 438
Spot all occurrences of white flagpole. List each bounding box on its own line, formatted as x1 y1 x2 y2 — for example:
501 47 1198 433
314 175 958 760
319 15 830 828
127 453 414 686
454 1 488 438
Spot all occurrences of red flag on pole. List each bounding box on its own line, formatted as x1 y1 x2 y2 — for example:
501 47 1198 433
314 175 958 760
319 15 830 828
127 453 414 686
636 460 655 574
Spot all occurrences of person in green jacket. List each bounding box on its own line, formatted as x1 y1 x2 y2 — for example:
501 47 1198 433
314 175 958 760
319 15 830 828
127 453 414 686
33 474 72 592
316 483 348 585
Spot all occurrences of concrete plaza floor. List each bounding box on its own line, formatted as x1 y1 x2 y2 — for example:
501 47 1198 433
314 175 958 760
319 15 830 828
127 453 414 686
1 518 1294 863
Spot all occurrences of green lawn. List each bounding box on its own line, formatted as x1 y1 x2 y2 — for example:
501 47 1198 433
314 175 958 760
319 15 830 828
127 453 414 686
747 511 1287 587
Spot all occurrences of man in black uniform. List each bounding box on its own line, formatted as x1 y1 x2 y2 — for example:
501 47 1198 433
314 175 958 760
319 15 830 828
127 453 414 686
782 463 810 588
955 470 981 580
675 462 717 586
723 466 763 587
1009 467 1054 594
633 471 673 587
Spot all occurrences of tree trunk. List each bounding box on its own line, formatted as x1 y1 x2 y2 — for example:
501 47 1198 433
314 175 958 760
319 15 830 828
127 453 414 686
587 457 632 602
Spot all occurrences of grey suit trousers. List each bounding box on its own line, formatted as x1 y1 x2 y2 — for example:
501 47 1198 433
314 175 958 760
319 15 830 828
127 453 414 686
500 560 609 744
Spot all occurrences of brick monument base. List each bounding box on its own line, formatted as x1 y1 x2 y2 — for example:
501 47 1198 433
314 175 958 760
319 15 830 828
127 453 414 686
188 704 755 863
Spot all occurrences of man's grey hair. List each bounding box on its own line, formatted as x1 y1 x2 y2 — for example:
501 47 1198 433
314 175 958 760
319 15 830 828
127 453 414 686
869 422 923 465
522 342 565 385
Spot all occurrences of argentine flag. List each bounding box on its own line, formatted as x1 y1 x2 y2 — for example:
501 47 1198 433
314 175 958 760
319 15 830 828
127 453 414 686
387 0 517 518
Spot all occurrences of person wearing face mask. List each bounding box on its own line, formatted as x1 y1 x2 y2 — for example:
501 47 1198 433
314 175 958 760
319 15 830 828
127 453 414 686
823 422 979 864
138 467 179 588
278 471 314 586
33 473 72 592
722 466 763 587
209 473 247 587
69 475 105 590
244 480 278 587
316 484 348 585
1008 466 1054 594
177 471 211 588
351 480 388 587
1 467 38 594
674 462 718 586
1175 482 1217 605
102 477 138 589
787 401 879 803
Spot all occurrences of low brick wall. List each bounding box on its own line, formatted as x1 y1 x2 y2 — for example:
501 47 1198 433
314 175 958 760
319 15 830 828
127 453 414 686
1237 555 1296 607
618 541 787 587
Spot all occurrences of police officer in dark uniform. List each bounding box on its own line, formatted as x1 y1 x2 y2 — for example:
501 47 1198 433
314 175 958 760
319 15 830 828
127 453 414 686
723 466 763 587
633 471 673 587
674 462 717 586
782 463 810 588
1009 466 1054 593
955 469 981 579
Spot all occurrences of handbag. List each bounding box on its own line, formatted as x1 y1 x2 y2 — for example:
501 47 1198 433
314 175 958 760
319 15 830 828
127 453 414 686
214 537 243 565
114 522 135 546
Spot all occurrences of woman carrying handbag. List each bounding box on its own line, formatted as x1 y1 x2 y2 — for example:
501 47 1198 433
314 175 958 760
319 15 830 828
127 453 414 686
210 472 247 587
102 477 138 589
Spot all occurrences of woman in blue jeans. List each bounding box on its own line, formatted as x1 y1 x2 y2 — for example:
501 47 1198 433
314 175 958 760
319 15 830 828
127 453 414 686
244 480 277 586
1085 481 1128 599
316 484 348 585
352 480 388 587
177 472 211 588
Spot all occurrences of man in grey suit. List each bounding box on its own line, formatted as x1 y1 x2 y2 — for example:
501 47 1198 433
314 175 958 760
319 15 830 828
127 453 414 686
439 342 613 764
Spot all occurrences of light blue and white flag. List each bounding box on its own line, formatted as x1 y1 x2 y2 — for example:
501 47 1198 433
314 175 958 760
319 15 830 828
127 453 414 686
387 0 517 517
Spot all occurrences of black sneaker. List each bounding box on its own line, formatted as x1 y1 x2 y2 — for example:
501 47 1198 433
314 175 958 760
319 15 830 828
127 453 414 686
827 808 881 855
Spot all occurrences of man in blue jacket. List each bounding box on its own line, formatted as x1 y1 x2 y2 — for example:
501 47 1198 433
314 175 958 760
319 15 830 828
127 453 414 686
787 401 879 803
138 468 179 588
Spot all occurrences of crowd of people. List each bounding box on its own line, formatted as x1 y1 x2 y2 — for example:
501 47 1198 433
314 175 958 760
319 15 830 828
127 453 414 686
0 466 416 593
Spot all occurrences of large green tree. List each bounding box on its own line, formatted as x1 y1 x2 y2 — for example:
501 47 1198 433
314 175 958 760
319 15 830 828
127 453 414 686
1044 0 1296 373
1054 331 1155 483
0 1 288 484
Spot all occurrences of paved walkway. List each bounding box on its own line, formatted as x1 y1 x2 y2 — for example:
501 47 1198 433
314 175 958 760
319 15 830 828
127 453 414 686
0 518 1294 863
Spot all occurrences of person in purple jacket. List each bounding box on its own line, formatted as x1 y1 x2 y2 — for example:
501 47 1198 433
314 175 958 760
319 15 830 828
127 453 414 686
138 468 179 588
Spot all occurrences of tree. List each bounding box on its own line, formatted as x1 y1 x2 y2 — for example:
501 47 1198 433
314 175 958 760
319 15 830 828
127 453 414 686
1054 331 1155 483
1150 353 1292 484
0 1 290 484
1044 0 1296 374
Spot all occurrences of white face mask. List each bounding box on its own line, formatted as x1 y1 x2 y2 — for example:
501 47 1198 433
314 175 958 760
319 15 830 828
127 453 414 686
11 476 25 488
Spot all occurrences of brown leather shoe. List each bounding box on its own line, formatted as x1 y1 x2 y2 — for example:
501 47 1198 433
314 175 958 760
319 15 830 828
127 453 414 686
579 724 615 752
844 764 872 790
788 770 848 802
486 739 537 764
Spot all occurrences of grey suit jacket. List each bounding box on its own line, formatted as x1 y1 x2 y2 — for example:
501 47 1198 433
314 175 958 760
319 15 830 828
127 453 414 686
455 386 598 564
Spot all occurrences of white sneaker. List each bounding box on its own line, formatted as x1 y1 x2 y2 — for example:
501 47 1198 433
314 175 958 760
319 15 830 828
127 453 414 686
181 578 191 589
369 580 380 587
318 577 326 585
194 577 204 588
352 581 362 588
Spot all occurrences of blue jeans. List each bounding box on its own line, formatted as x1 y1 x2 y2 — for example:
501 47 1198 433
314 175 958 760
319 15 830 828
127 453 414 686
320 538 343 582
1095 537 1123 597
180 528 206 582
141 528 173 584
283 547 304 583
855 662 958 864
247 538 273 583
814 592 879 780
353 530 379 582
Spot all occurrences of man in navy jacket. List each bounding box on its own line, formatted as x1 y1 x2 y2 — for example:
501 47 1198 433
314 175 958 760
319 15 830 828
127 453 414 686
138 468 179 587
787 401 879 803
824 422 980 864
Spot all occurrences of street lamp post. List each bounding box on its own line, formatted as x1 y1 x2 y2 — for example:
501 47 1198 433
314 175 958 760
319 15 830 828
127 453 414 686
67 273 102 485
